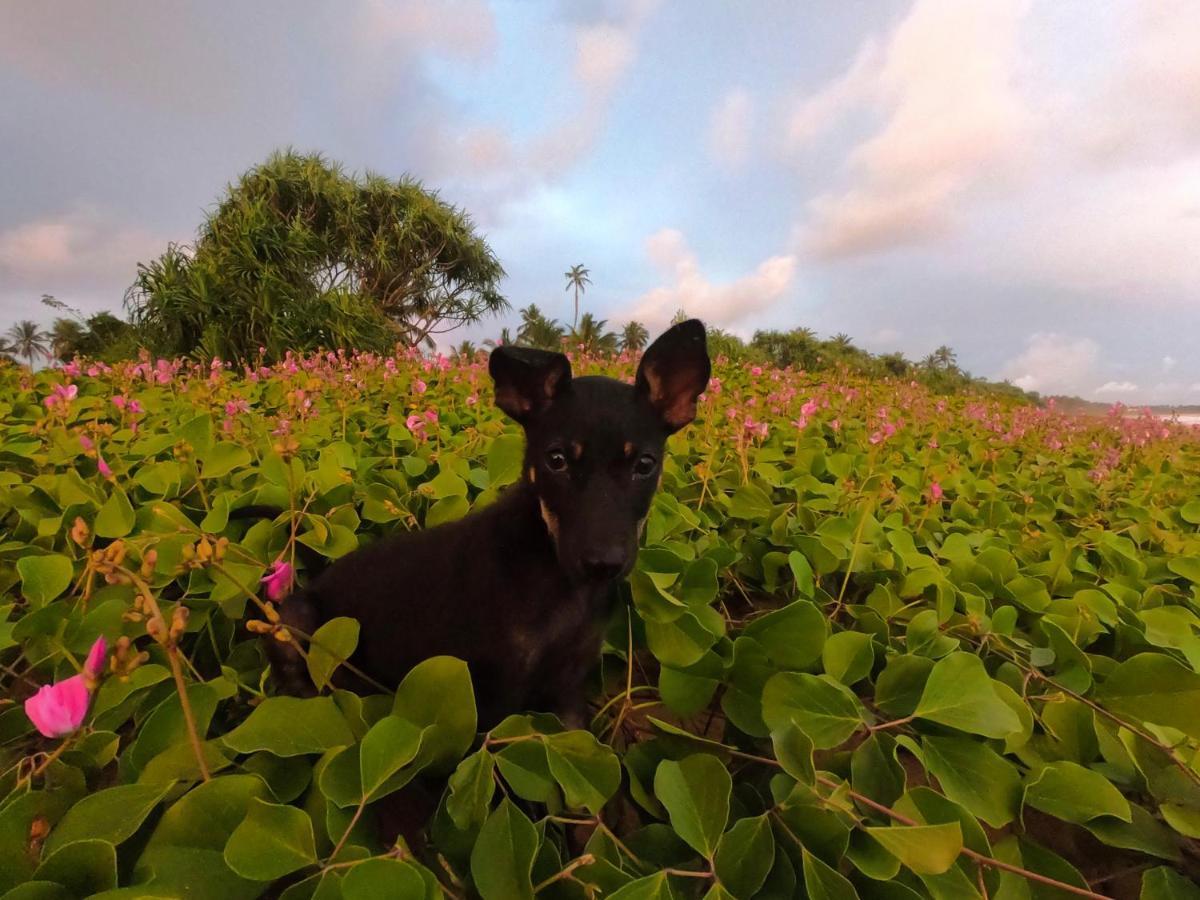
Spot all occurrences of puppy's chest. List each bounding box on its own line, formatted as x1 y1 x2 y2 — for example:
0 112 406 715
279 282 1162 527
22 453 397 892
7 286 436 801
507 587 603 672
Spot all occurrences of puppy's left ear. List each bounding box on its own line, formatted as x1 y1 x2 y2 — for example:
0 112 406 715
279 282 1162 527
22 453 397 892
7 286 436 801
636 319 711 432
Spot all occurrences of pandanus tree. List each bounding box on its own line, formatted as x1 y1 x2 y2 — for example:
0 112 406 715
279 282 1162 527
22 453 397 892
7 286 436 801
126 150 508 363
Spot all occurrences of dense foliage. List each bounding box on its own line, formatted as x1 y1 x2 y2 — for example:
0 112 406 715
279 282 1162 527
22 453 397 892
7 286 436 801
124 151 507 363
2 349 1200 899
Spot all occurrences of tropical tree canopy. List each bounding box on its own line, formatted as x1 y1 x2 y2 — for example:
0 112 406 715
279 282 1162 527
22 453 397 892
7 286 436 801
564 264 590 330
568 313 618 355
620 320 649 353
516 304 566 351
5 321 50 367
126 150 507 363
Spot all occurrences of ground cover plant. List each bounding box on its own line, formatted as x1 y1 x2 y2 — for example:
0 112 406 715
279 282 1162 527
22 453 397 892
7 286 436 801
2 348 1200 899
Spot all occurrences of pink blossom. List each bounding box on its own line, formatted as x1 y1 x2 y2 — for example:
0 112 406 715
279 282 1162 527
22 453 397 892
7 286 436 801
466 393 478 406
801 399 818 417
261 560 294 602
63 361 81 377
929 481 944 502
112 395 128 410
424 410 439 424
406 413 425 432
750 366 763 377
413 379 427 394
97 457 113 479
24 637 106 738
24 676 90 738
79 434 93 452
830 419 841 432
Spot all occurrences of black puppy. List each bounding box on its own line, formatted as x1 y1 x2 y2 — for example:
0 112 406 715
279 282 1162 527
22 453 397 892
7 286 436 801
262 319 710 728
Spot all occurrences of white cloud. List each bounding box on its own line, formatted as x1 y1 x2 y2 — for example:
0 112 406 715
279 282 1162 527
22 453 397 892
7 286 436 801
0 207 166 290
708 89 754 169
1096 380 1139 394
623 229 797 331
791 0 1031 258
999 333 1099 395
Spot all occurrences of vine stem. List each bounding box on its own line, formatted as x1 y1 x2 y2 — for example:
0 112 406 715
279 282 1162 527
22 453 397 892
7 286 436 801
533 853 595 892
123 567 210 782
326 799 366 865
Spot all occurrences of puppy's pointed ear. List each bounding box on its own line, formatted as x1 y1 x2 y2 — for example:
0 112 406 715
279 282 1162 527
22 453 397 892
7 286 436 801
489 346 572 424
636 319 711 433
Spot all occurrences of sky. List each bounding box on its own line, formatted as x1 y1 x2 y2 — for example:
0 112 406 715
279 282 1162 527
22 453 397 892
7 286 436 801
1 0 1198 403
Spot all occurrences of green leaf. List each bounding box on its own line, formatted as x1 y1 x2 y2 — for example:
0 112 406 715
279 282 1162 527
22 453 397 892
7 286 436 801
305 617 360 692
761 672 863 749
447 749 496 830
714 815 775 898
788 551 815 599
922 735 1021 828
1141 866 1200 899
201 442 251 479
771 721 815 784
608 873 674 900
393 656 477 773
469 799 538 900
45 781 174 856
223 798 316 881
1024 761 1132 824
1097 653 1200 741
801 848 859 900
16 554 73 605
728 483 773 520
743 600 827 669
654 754 731 859
339 858 427 899
221 696 354 757
913 652 1021 738
95 487 136 538
866 823 963 875
487 434 525 488
822 631 874 685
31 839 117 897
544 730 621 814
359 715 424 801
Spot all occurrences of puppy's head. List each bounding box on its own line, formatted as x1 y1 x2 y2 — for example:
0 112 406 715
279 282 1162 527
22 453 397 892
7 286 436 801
489 319 710 584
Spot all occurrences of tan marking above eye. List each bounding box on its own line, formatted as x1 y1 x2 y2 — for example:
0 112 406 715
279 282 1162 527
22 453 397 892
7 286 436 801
570 441 583 460
528 466 536 483
624 441 635 458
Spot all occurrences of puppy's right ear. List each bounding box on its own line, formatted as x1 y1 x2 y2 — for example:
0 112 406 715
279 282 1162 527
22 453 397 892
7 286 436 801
489 346 572 424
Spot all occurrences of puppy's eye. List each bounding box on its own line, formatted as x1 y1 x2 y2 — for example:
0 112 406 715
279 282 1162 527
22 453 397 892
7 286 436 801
633 454 657 477
545 449 568 472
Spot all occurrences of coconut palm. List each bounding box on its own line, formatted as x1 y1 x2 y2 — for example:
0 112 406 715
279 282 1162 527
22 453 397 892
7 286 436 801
517 305 566 351
570 313 618 355
564 264 591 331
620 321 649 353
6 321 50 368
49 318 87 362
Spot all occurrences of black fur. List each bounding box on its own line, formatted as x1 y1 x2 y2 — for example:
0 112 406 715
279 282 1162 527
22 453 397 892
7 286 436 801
250 319 710 729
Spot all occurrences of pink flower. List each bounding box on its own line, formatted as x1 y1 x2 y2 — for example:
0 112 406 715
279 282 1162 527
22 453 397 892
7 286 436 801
25 677 90 738
261 560 294 602
97 457 112 479
751 366 763 377
424 410 439 424
413 379 427 394
79 434 94 452
24 637 107 738
929 481 944 502
112 395 128 410
801 399 818 417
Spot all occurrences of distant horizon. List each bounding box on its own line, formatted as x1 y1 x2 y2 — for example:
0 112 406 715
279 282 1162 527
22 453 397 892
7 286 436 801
2 1 1198 405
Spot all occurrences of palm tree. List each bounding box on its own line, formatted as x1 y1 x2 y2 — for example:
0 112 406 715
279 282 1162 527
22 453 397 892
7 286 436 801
564 265 591 331
932 345 958 371
620 321 649 353
50 318 87 362
828 333 855 353
453 340 477 359
570 313 618 355
6 321 50 368
517 305 566 351
671 308 689 325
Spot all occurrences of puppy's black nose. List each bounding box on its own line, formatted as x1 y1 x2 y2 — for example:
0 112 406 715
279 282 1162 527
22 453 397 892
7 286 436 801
582 548 627 581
